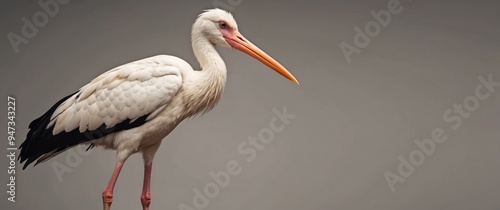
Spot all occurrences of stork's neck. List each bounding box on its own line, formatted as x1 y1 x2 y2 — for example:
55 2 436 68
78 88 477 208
192 29 227 87
185 29 227 116
192 33 226 75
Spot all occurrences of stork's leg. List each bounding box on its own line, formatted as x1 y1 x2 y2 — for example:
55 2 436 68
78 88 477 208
141 143 161 210
102 161 124 210
141 163 153 210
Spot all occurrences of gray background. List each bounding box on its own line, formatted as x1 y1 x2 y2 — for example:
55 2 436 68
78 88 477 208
1 0 499 209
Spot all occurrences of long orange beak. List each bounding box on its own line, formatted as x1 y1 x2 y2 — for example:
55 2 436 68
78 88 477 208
224 30 299 84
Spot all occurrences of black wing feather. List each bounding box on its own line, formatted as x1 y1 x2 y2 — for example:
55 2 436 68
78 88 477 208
19 91 149 169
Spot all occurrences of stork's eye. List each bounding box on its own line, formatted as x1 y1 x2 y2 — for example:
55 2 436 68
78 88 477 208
219 22 227 29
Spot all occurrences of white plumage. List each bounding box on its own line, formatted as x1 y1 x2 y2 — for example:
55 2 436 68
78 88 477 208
19 9 298 210
51 56 183 134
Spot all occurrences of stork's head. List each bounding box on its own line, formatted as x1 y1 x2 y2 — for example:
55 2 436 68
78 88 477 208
193 8 299 84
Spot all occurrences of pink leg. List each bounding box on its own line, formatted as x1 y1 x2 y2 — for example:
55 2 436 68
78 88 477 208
141 163 153 210
102 161 124 210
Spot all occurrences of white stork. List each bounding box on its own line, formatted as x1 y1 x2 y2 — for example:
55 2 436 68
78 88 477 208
19 8 298 210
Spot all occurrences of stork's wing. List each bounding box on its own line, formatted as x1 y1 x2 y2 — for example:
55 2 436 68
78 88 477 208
19 56 183 169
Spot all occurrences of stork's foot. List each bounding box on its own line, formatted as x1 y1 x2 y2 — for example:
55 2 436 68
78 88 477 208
102 190 113 210
141 192 151 210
